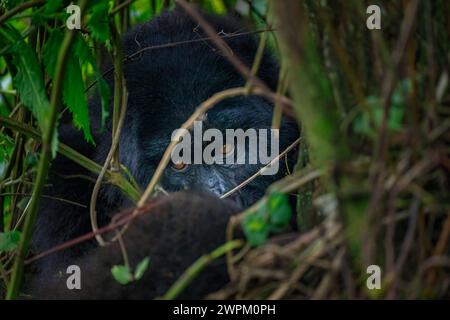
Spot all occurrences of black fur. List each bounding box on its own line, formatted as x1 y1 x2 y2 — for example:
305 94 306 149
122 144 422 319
27 193 240 299
29 10 298 298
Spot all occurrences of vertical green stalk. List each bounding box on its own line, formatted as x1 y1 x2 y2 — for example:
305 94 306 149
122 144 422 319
110 22 125 171
6 0 88 299
272 1 366 263
272 1 349 168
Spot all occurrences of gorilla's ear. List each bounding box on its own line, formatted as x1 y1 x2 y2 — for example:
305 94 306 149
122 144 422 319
26 192 241 300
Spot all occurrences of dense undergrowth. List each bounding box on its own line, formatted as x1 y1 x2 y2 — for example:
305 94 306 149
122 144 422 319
0 0 449 299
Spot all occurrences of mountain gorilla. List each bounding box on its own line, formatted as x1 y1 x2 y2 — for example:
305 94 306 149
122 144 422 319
25 9 299 299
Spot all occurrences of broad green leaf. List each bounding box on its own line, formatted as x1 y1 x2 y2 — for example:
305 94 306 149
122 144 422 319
0 133 14 178
252 0 268 14
12 43 51 131
1 0 22 10
111 265 133 285
44 0 63 14
87 1 111 43
242 192 292 246
205 0 227 14
44 32 94 144
130 0 152 23
43 30 64 79
134 257 150 280
74 33 94 65
0 230 21 253
0 132 14 161
74 33 110 129
63 55 94 144
243 210 269 246
353 80 409 138
267 192 292 231
0 26 51 132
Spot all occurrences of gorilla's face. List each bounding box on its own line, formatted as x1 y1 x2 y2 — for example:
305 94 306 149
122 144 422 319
95 11 299 209
159 98 284 208
135 95 292 208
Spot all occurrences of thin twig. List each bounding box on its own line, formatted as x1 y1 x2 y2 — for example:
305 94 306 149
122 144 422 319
220 138 301 199
90 91 128 246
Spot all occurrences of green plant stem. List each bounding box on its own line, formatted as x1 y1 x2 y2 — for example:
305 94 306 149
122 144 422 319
6 1 88 299
272 0 366 268
0 0 45 27
110 23 125 170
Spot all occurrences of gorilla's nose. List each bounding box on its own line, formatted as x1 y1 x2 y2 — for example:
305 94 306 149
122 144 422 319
205 177 228 197
192 172 229 198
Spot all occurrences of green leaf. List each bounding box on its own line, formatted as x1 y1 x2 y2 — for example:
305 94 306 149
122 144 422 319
12 43 51 131
205 0 227 14
134 257 150 280
242 192 292 246
353 80 409 138
73 33 94 65
1 0 22 10
87 1 111 43
63 55 94 144
0 27 51 132
73 33 110 129
43 30 64 79
44 32 94 145
44 0 63 14
111 265 133 285
0 132 14 163
243 210 269 246
0 230 21 253
267 192 292 232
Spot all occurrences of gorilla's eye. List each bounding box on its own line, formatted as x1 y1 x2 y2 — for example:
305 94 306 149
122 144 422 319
171 161 188 171
221 143 234 156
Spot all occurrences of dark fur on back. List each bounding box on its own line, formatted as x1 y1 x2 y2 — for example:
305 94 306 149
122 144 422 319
27 193 240 299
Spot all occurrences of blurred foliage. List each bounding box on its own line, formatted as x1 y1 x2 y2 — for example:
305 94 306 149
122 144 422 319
243 192 292 246
0 0 449 300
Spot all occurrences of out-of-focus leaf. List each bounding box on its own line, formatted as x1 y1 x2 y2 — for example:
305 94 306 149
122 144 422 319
204 0 227 14
25 151 38 168
267 192 292 232
43 30 64 79
0 230 21 253
134 257 150 280
74 33 110 130
0 132 14 177
44 0 63 14
87 1 111 43
130 0 152 23
44 32 94 144
242 192 292 246
74 33 94 64
243 212 269 246
353 80 410 138
1 0 23 10
111 265 133 285
4 33 51 131
63 55 94 143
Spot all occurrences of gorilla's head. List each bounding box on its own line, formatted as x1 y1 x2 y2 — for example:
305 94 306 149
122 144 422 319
31 9 299 289
92 10 298 209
